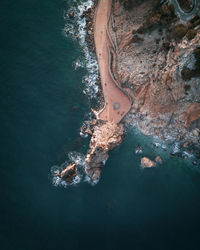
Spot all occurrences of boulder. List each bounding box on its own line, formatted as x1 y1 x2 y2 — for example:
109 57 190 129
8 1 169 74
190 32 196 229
141 157 156 168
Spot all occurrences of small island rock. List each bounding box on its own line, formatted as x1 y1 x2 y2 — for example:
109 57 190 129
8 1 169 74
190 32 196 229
141 157 156 168
54 163 77 184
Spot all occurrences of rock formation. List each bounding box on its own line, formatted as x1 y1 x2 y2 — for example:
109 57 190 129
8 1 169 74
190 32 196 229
141 157 156 168
85 120 125 182
74 0 200 184
54 163 77 184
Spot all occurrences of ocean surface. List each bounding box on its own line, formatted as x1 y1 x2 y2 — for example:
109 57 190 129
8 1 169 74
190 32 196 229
0 0 200 249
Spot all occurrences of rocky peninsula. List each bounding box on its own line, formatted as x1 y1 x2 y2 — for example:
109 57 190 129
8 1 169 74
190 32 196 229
54 0 200 185
85 0 199 176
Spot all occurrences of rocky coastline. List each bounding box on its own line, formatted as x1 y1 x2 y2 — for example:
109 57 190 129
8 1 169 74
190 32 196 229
54 0 200 187
81 0 104 109
84 0 200 165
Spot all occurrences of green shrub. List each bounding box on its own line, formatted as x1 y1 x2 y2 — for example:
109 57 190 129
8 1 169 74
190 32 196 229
190 15 200 24
186 29 197 40
194 47 200 60
193 47 200 76
119 0 147 10
171 24 188 41
162 42 170 51
184 85 191 91
181 66 193 81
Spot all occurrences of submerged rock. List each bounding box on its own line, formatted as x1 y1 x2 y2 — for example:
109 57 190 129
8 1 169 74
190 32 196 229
85 121 125 182
141 157 156 168
155 156 162 164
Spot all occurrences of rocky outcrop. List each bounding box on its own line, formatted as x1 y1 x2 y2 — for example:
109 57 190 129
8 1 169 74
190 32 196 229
54 163 77 184
141 157 156 168
85 120 125 182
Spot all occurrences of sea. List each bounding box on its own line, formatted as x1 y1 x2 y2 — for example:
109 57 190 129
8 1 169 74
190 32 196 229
0 0 200 249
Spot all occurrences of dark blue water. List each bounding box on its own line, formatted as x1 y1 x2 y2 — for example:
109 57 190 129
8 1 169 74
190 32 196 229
1 0 200 249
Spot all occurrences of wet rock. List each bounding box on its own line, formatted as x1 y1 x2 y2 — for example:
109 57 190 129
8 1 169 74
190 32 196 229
68 11 75 19
186 29 197 41
141 157 156 168
54 163 77 184
135 145 143 154
81 124 87 134
155 156 162 164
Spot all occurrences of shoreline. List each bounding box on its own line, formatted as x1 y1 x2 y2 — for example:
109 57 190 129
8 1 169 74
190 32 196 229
84 0 132 123
53 0 200 187
83 0 199 155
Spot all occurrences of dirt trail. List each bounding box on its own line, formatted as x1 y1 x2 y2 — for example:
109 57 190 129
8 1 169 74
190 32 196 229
94 0 131 123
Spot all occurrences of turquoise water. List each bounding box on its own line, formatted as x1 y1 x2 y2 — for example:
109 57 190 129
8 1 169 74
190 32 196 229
1 0 200 249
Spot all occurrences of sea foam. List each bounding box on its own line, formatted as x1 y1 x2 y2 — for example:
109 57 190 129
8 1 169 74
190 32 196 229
63 0 99 99
52 1 101 187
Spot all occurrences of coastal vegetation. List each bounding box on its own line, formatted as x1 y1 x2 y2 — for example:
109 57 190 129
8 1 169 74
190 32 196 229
119 0 147 9
134 3 176 35
177 0 194 12
130 1 198 46
181 47 200 81
171 24 188 41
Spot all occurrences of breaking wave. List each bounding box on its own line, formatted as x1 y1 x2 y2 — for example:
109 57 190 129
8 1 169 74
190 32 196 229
51 0 101 188
51 152 85 188
63 0 99 99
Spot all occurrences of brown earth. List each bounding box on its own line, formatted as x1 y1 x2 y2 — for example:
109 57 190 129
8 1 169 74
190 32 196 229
94 0 132 123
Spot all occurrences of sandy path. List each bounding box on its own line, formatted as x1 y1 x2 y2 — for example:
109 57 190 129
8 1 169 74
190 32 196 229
94 0 131 123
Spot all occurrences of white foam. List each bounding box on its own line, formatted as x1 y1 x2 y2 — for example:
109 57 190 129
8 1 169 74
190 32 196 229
64 0 99 99
51 155 84 188
68 151 85 166
172 142 180 154
183 151 194 158
84 175 100 186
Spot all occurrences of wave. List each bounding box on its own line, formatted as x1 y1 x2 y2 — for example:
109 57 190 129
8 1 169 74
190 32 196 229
63 0 99 99
51 152 85 188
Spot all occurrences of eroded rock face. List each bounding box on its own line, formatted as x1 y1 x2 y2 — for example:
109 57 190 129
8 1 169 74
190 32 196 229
85 121 125 182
